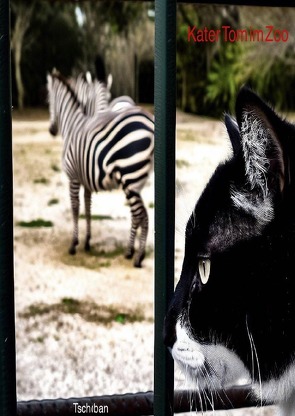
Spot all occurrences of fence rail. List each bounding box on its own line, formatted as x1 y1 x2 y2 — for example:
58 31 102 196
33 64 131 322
17 387 265 416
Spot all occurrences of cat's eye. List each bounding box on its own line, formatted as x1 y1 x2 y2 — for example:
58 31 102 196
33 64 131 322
198 258 211 284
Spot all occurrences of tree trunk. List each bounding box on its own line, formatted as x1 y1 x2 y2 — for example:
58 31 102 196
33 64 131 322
13 35 24 110
11 2 36 110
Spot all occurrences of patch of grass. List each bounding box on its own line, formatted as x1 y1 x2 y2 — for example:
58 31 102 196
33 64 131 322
79 214 113 221
19 298 151 325
176 159 190 168
61 297 80 313
23 303 51 316
48 198 59 206
90 245 125 259
17 219 54 228
35 336 45 343
58 243 125 270
115 313 127 324
96 260 111 268
51 163 60 172
34 177 50 185
148 202 154 209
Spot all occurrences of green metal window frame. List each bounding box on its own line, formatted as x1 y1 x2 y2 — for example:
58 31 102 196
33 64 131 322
0 1 17 415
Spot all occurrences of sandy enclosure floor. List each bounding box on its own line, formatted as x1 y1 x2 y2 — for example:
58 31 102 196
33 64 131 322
13 108 276 415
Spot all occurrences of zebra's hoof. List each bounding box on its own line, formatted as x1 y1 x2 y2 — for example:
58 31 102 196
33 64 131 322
69 247 76 255
125 247 135 260
134 252 145 268
84 242 91 252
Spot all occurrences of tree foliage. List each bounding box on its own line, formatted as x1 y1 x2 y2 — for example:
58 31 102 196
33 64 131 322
11 0 84 107
10 0 154 108
205 43 243 114
10 2 295 115
176 4 242 116
177 4 295 116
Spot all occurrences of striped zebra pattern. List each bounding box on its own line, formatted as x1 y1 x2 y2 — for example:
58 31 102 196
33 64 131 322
70 72 135 115
47 72 154 267
69 72 111 115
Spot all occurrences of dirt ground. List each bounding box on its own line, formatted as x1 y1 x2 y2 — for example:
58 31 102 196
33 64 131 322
13 108 277 415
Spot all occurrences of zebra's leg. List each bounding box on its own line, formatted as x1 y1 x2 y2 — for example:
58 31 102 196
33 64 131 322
84 187 92 252
136 205 148 268
125 190 149 268
69 179 80 255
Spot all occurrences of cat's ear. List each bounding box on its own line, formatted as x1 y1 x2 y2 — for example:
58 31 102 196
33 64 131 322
235 87 286 194
230 87 290 227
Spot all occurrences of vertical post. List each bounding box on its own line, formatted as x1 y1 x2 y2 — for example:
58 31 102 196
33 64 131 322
0 1 17 415
154 0 176 415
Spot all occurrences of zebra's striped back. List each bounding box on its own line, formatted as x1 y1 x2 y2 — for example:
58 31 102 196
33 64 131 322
48 73 154 194
82 109 154 193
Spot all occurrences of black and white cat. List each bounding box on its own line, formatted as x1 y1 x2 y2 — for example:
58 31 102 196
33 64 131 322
164 87 295 415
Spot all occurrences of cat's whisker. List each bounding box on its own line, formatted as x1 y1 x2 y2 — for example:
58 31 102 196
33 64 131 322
189 388 197 414
195 378 204 414
251 333 263 410
185 388 193 413
246 317 263 411
246 317 255 383
206 360 234 411
202 366 216 412
198 367 211 413
202 383 215 413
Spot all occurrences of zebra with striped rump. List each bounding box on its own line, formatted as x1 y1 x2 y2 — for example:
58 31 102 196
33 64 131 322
47 71 154 267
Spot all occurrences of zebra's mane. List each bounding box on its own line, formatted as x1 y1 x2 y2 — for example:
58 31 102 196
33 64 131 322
51 71 81 105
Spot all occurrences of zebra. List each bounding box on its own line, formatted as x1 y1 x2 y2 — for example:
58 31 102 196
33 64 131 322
47 71 154 268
